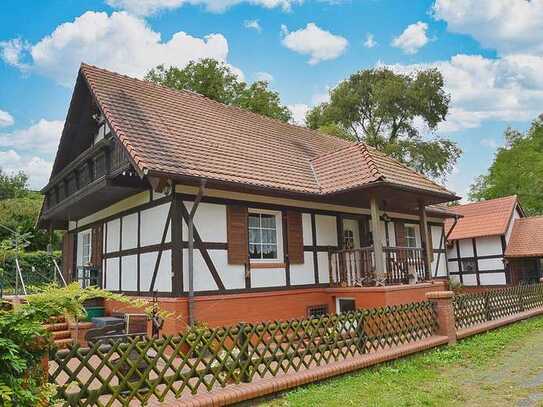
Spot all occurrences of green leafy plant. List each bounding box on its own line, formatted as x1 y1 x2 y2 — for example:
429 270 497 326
0 283 171 406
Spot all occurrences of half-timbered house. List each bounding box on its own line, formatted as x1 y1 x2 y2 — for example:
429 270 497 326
39 64 458 333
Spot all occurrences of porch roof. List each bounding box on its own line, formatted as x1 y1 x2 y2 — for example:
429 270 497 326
505 216 543 258
75 63 458 204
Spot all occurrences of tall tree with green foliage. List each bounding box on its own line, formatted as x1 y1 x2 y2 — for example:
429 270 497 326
0 170 29 200
145 59 292 122
469 120 543 215
305 68 461 179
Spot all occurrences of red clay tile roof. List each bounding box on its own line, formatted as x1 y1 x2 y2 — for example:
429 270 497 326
505 217 543 257
79 63 456 199
445 195 519 240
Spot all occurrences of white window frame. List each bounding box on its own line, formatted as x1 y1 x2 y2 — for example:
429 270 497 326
80 230 92 266
405 225 418 248
248 208 283 263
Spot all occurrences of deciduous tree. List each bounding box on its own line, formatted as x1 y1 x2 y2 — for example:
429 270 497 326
306 68 461 179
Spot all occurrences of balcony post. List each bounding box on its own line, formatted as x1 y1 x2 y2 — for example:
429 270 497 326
418 200 433 280
370 194 385 284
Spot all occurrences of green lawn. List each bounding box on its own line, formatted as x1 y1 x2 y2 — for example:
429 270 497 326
263 315 543 407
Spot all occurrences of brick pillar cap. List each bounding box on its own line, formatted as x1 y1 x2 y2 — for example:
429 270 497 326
426 291 454 300
68 321 95 329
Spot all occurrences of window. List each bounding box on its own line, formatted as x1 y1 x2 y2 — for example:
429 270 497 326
405 225 417 248
337 298 356 314
343 229 354 249
81 231 91 266
248 210 281 261
307 304 329 319
462 259 477 273
94 122 110 144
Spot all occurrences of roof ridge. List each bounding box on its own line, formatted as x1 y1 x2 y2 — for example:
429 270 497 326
458 195 518 208
358 143 384 181
79 62 351 147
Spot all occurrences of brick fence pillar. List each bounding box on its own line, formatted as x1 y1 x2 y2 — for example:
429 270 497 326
426 291 456 345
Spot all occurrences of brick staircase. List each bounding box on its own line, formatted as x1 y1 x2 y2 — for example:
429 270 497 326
44 316 73 349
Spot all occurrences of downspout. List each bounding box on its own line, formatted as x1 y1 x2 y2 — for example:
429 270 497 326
188 179 207 326
442 215 459 280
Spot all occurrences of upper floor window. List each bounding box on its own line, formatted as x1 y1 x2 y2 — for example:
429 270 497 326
94 122 110 145
248 210 282 261
405 225 417 248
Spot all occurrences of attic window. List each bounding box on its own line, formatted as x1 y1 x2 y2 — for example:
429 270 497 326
94 122 110 145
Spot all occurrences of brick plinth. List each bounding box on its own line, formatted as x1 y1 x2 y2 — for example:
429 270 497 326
426 291 456 345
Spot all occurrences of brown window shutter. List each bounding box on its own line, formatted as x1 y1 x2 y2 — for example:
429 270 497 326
286 210 304 264
227 205 248 264
62 232 74 283
91 224 103 267
394 222 406 247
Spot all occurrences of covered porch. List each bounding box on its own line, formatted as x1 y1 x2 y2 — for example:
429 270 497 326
325 189 448 288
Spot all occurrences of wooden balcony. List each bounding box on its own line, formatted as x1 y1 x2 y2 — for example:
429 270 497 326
329 246 429 287
40 135 141 228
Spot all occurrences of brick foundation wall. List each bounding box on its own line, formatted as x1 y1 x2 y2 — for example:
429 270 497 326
104 281 447 335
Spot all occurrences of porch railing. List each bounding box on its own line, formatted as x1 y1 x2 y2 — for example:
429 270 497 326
330 246 428 287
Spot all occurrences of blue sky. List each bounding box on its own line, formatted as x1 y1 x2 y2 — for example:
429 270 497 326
0 0 541 198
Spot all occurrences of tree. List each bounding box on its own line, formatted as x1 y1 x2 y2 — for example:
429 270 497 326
145 59 292 122
305 68 461 179
469 120 543 215
0 170 29 200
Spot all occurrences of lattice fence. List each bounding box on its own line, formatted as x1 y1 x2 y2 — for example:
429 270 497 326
453 283 543 329
49 301 436 406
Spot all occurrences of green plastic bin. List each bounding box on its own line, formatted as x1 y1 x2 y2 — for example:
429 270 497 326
85 306 105 321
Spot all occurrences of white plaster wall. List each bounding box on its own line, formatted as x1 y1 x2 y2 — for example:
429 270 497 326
121 213 138 250
315 215 337 246
431 225 444 250
480 272 506 285
121 255 138 291
290 252 316 285
183 202 227 243
431 254 447 278
447 241 457 260
140 203 171 246
388 222 397 247
140 250 172 292
448 260 459 274
182 249 218 291
317 252 330 283
478 258 504 271
105 257 120 290
251 268 286 288
106 219 120 253
475 236 502 257
462 273 478 286
459 239 474 258
209 250 245 290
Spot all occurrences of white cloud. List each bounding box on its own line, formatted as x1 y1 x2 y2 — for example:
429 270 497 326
0 150 53 190
0 119 64 155
391 21 429 54
433 0 543 56
363 33 377 48
244 19 262 33
0 110 14 128
106 0 302 16
288 103 310 125
383 53 543 132
0 38 30 69
255 71 273 82
1 11 231 87
281 23 348 64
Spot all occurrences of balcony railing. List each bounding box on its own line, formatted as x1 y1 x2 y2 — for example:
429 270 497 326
330 246 429 287
42 137 131 213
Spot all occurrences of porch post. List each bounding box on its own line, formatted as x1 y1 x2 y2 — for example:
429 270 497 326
419 200 433 280
370 194 385 284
